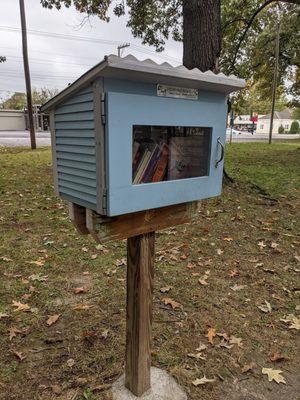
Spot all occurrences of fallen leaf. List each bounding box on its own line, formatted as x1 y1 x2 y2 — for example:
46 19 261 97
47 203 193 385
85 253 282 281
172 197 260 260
258 300 272 313
74 287 86 294
91 254 98 260
29 258 45 267
67 358 75 367
115 258 126 267
28 274 48 282
270 353 290 362
229 269 239 278
187 352 206 360
216 249 223 255
81 247 88 252
12 301 30 312
230 284 247 291
192 376 216 386
258 241 266 249
242 362 256 373
13 350 26 361
223 237 233 242
229 336 243 347
8 327 22 341
186 262 194 269
217 340 233 349
198 276 209 285
46 315 60 326
160 286 172 293
73 304 93 311
262 368 286 384
161 298 182 310
270 242 279 249
0 256 12 262
206 327 216 345
0 313 9 320
216 332 230 341
21 293 32 300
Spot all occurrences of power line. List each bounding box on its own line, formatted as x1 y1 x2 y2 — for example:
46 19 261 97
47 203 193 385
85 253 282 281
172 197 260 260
0 25 181 64
4 55 93 68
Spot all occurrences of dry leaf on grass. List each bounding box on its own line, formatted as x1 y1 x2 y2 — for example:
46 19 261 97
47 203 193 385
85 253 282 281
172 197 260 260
0 313 9 320
161 298 182 310
280 314 300 330
258 300 272 313
192 376 216 386
262 368 286 384
230 284 247 291
115 258 126 267
28 258 45 267
0 256 12 262
13 351 26 361
206 327 216 344
28 274 48 282
242 362 256 373
8 327 22 341
160 286 172 293
258 241 266 249
270 353 290 362
188 352 206 360
74 287 86 294
229 336 243 347
12 301 30 312
229 269 239 278
46 315 60 326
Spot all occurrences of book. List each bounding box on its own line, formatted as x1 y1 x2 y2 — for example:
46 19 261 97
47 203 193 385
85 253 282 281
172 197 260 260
132 141 141 176
133 149 152 184
140 144 160 183
168 136 207 180
152 143 169 182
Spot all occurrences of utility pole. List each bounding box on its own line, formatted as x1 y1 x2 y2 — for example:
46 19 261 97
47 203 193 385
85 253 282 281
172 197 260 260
268 17 280 145
117 43 130 57
19 0 36 149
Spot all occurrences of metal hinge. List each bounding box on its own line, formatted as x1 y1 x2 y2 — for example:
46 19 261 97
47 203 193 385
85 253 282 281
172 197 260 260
102 188 107 212
100 93 106 125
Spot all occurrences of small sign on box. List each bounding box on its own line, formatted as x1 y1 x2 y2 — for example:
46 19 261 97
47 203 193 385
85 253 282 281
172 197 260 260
157 84 199 100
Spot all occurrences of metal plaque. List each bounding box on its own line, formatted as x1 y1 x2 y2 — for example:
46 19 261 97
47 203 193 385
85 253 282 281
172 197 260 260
157 84 198 100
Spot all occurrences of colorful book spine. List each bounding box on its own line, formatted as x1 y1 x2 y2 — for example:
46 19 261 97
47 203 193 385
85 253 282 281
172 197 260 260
132 141 141 175
133 149 151 184
152 144 169 182
141 144 160 183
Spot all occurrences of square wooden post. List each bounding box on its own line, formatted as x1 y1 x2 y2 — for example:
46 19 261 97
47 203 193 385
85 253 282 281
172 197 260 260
125 232 155 397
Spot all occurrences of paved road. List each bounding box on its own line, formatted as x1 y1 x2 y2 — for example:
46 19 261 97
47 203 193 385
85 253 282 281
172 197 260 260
0 131 51 147
226 132 300 142
0 130 299 147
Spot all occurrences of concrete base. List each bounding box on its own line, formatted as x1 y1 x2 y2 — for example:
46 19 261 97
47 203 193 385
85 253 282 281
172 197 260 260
111 367 187 400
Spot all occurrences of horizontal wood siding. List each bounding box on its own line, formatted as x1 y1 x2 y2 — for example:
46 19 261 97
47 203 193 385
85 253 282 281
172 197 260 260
54 85 97 209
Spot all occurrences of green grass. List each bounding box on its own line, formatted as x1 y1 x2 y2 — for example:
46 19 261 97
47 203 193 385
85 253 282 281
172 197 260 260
225 141 300 197
0 142 299 400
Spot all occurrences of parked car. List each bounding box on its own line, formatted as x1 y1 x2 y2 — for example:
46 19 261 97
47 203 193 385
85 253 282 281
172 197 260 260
226 127 242 135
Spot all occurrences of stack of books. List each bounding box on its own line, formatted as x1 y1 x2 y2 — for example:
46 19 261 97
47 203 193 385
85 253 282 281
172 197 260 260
133 141 169 184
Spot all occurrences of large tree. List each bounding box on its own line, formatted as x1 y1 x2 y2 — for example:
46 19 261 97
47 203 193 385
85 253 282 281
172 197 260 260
41 1 300 103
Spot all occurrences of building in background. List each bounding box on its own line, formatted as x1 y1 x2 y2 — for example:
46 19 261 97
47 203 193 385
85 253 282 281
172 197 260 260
256 109 298 134
0 105 49 131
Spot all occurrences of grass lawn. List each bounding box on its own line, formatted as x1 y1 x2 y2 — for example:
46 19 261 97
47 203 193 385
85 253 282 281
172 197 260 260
0 142 299 400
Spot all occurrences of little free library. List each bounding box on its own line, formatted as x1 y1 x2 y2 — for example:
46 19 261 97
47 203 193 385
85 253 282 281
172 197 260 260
42 54 245 399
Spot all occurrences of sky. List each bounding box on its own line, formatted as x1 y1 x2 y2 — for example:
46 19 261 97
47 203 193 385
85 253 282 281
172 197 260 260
0 0 183 100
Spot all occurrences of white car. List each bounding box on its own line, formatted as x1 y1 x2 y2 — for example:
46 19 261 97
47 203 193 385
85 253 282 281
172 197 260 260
226 127 242 135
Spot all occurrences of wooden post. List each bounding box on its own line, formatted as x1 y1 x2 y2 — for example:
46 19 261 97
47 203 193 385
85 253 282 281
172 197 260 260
19 0 36 150
125 232 155 397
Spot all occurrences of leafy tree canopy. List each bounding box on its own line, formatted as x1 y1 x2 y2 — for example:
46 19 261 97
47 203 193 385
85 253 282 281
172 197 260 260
40 0 300 110
1 88 59 110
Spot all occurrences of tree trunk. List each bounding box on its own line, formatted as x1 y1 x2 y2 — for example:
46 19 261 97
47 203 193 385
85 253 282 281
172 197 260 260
183 0 221 72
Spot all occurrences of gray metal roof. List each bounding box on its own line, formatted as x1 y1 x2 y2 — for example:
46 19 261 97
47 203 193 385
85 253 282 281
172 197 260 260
258 109 293 120
42 54 245 111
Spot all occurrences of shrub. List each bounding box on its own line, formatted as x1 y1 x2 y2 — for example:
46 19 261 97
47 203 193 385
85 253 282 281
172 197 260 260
289 120 300 134
278 124 285 134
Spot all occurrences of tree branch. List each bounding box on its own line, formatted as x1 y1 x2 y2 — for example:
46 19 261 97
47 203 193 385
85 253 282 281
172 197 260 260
228 0 300 73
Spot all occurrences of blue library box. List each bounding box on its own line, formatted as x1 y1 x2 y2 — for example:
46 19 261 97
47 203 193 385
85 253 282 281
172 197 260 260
42 55 245 217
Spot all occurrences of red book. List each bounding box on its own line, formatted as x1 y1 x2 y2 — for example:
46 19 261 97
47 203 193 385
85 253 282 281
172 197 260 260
152 144 169 182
